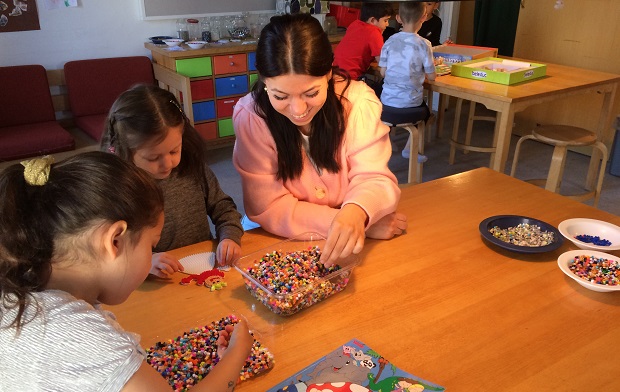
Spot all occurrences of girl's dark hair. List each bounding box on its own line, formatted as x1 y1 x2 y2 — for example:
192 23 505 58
0 151 164 331
252 13 351 182
101 84 208 178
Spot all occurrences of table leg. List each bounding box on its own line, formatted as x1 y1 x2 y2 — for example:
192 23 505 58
587 86 617 188
436 94 449 139
490 106 515 173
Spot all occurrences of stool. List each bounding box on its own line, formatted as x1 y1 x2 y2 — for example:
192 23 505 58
510 124 609 207
449 99 498 164
381 104 430 184
383 120 425 184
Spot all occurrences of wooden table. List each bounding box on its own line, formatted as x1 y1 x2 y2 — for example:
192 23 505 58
427 61 620 185
107 168 620 391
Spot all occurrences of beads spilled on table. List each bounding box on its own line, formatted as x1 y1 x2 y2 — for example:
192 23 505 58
489 223 555 247
241 246 349 315
574 234 612 246
146 315 274 391
568 254 620 286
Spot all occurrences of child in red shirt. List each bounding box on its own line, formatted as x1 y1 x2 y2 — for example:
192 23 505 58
333 3 394 81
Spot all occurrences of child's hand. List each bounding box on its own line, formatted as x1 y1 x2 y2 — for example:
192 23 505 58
150 252 184 278
216 239 241 267
216 318 253 360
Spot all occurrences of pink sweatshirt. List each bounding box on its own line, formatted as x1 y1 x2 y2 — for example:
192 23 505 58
232 80 400 238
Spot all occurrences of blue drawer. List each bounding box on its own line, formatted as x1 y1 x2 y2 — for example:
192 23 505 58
192 100 216 122
215 75 249 97
248 52 257 71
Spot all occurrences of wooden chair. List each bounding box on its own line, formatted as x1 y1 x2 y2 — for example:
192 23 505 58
510 124 608 207
0 65 75 161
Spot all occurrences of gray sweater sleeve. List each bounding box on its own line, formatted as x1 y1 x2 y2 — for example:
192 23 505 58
202 163 244 245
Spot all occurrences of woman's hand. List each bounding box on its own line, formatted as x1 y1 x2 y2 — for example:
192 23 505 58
150 252 184 278
366 212 408 239
216 239 242 267
320 204 368 267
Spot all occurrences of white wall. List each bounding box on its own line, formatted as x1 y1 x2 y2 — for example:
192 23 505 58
0 0 179 69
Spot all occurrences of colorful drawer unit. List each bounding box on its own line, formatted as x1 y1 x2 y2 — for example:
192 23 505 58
217 118 235 137
175 57 212 77
249 73 259 90
213 54 247 75
451 57 547 85
192 100 216 122
190 79 214 101
215 75 249 97
194 121 217 140
248 52 257 72
216 97 241 118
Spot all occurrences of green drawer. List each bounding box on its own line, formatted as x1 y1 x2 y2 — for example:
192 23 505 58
175 57 212 77
249 73 259 89
218 118 234 137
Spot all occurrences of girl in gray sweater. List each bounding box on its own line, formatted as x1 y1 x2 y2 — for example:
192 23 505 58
101 85 243 277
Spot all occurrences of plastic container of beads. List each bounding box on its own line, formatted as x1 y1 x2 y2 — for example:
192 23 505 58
234 232 359 316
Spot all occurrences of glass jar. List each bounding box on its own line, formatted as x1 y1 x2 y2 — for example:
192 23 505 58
176 19 189 41
276 0 286 15
200 18 212 42
211 17 221 41
228 15 250 39
187 18 201 41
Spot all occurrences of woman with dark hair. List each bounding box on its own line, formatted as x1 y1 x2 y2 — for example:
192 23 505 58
233 13 406 266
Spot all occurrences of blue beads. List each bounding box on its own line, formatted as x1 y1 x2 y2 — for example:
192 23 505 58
575 234 612 246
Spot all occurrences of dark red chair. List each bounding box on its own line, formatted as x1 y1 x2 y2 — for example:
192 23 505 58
0 65 75 161
64 56 156 141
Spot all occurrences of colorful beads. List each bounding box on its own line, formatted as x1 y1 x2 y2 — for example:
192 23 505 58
146 315 274 391
489 223 555 247
241 246 350 315
574 234 612 246
568 254 620 286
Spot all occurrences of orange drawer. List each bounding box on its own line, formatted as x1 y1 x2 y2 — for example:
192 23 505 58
213 54 247 75
194 122 217 140
216 97 241 118
190 79 215 101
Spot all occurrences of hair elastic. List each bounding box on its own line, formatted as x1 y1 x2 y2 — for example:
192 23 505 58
21 155 54 186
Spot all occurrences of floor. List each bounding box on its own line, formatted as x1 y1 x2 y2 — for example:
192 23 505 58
3 102 619 218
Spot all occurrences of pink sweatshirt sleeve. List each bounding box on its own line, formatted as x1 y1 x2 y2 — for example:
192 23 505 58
340 83 400 228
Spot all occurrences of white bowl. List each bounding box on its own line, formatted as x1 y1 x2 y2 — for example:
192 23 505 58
186 41 207 49
558 218 620 251
162 39 183 47
557 250 620 292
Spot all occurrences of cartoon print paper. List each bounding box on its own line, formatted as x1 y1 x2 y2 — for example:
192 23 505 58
268 338 445 392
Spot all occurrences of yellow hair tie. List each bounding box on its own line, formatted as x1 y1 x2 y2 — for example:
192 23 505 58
21 155 55 186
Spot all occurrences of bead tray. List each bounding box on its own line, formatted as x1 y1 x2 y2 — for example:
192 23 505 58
233 232 359 316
